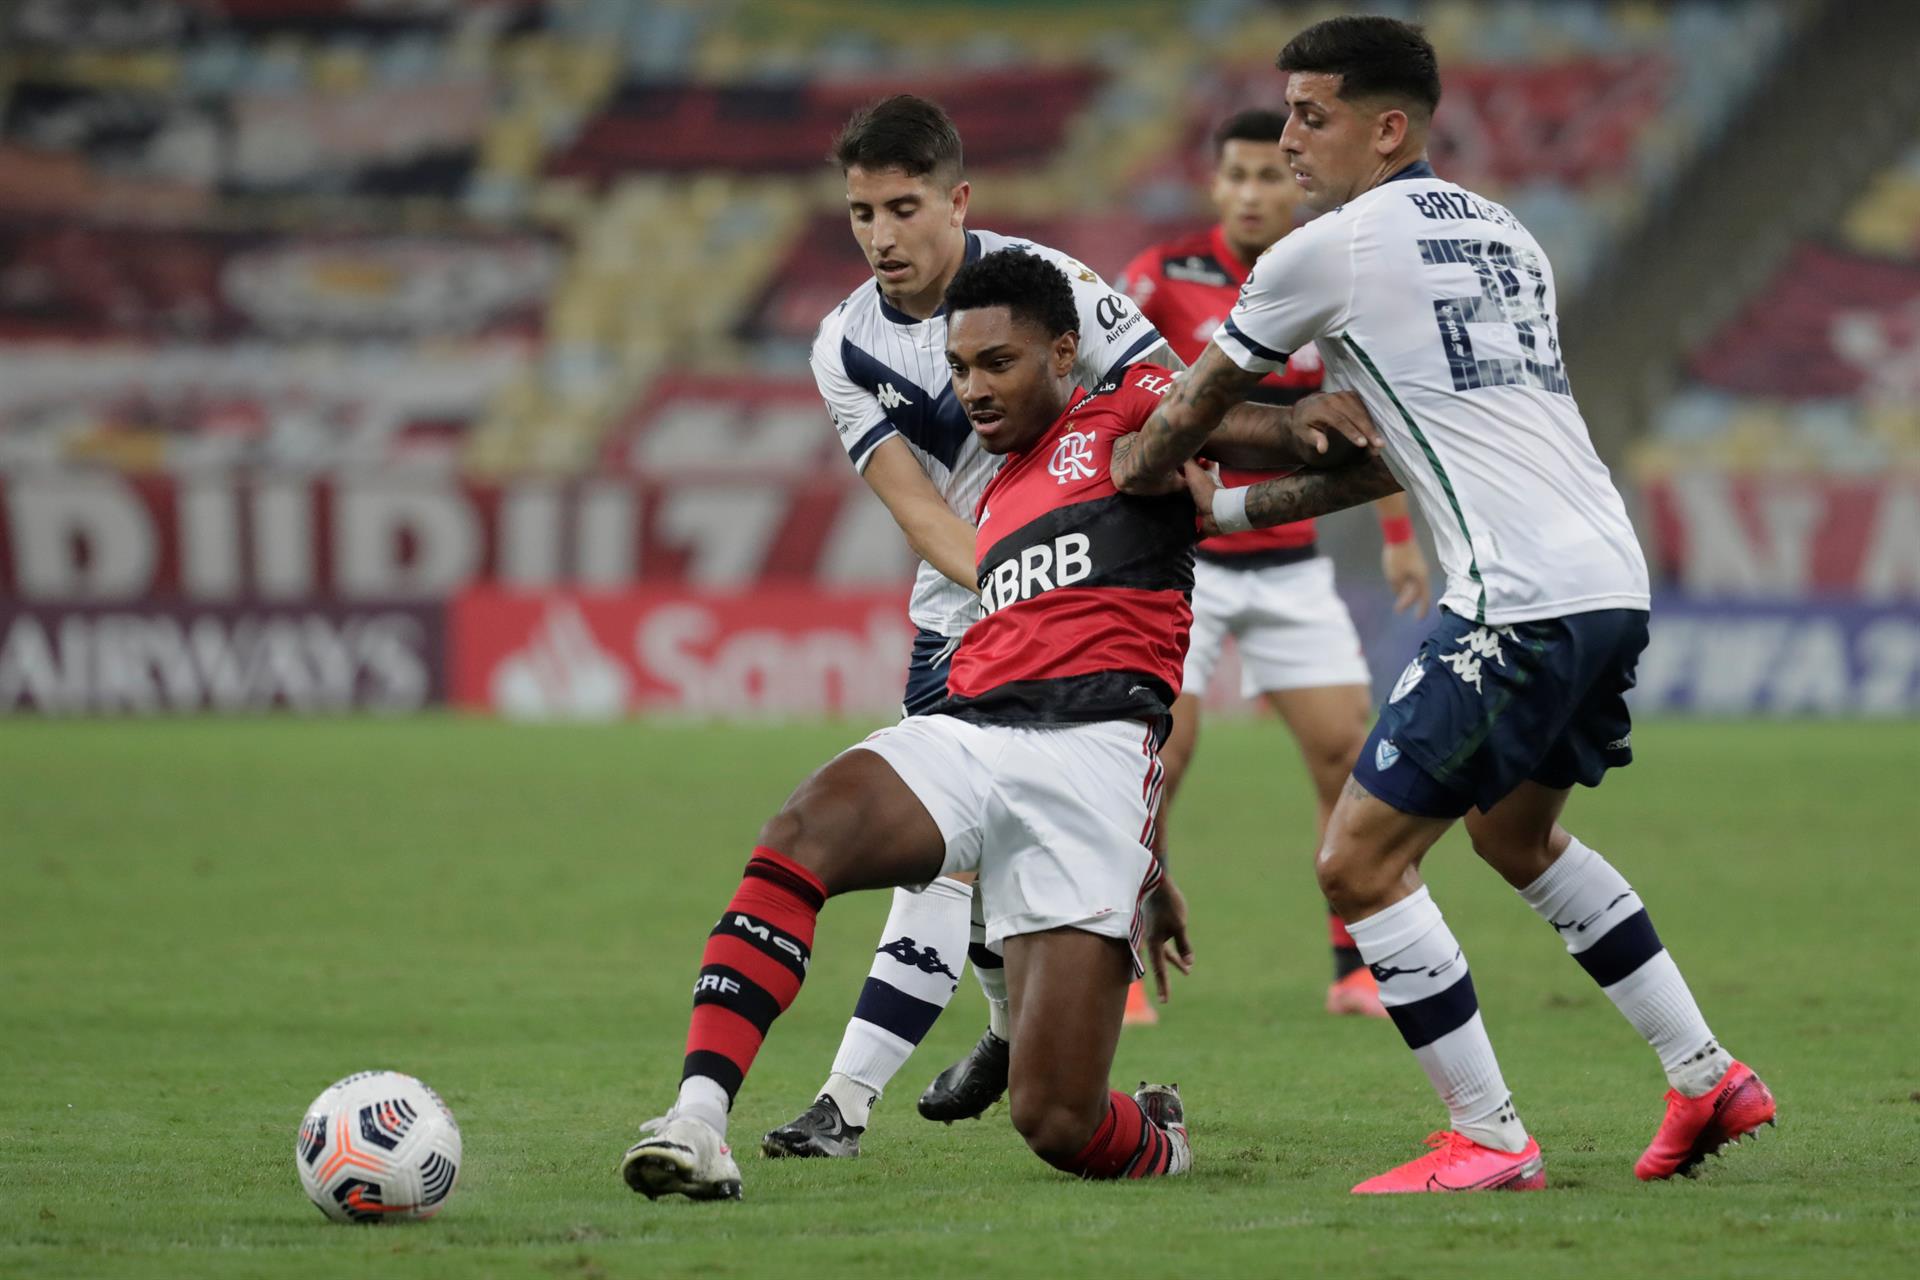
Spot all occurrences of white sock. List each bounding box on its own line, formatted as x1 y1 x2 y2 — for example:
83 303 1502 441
969 884 1011 1039
674 1075 730 1139
1518 837 1728 1097
819 1072 880 1130
822 877 972 1114
1348 886 1528 1154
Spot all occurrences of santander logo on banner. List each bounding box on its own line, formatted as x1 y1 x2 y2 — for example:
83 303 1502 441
490 602 632 720
454 587 915 719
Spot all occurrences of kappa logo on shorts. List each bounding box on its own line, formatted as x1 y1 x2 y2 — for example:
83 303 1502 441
1439 624 1516 695
1048 429 1099 483
1375 738 1401 771
1389 658 1426 703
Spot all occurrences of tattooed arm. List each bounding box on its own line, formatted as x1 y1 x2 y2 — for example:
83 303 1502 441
1204 391 1383 470
1110 343 1267 494
1183 454 1404 536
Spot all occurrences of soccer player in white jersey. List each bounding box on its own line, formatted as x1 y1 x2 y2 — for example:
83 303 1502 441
1113 16 1774 1193
759 94 1187 1160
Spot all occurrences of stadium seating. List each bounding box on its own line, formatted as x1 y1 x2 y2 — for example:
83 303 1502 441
1644 135 1920 472
0 0 1796 478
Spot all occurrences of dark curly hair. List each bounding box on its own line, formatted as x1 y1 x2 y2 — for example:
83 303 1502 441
1277 16 1441 118
943 249 1078 339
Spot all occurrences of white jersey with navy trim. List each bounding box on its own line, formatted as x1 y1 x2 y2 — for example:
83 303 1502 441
1213 162 1648 626
812 227 1165 638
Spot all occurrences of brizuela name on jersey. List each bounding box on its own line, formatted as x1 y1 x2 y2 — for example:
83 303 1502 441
810 229 1166 640
939 365 1194 727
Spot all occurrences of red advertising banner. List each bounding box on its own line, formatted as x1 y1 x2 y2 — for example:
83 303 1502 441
451 587 913 719
1640 471 1920 597
0 600 444 714
0 468 907 602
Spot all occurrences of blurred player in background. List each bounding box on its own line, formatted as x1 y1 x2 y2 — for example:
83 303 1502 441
1116 107 1432 1022
620 250 1206 1200
1115 16 1774 1194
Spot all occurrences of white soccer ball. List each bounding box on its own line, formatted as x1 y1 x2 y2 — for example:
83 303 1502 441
295 1070 462 1222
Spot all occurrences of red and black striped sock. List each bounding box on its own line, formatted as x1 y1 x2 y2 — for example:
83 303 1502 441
681 847 828 1106
1329 906 1366 980
1052 1091 1177 1180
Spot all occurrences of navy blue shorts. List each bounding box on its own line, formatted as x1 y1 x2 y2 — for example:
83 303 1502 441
901 627 959 718
1353 607 1650 818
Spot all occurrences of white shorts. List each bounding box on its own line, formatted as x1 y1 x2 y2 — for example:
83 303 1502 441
1182 555 1370 699
848 715 1164 971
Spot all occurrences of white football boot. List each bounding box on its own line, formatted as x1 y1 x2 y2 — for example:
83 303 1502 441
620 1112 743 1201
1133 1082 1193 1175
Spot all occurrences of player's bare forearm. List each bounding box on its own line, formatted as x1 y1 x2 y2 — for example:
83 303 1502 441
1187 454 1403 537
863 438 980 592
1245 455 1402 528
1206 392 1383 470
1202 403 1310 469
1111 344 1263 494
901 509 980 592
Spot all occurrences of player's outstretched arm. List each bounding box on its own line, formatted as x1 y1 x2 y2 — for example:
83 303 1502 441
1204 390 1382 470
1111 344 1264 494
863 437 980 593
1184 454 1403 538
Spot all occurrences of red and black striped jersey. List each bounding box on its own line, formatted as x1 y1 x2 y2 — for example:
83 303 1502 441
1118 224 1324 563
940 363 1195 726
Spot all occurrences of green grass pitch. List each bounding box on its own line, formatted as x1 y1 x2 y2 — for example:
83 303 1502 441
3 716 1916 1279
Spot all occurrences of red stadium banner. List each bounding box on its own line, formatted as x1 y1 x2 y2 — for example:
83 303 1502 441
1640 470 1920 598
0 468 907 602
451 587 913 719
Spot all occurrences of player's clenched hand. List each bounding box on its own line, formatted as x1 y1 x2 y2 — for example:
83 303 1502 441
1142 877 1193 1004
1111 432 1184 496
1291 390 1383 464
1182 461 1223 538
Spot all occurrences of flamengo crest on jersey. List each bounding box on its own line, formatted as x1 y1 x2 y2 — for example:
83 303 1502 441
940 365 1194 727
811 229 1166 640
1210 162 1648 625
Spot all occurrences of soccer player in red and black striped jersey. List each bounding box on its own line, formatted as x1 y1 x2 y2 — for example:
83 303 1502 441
620 249 1214 1200
1115 108 1431 1019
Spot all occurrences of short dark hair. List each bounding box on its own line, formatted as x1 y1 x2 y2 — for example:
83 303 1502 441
1276 16 1441 117
830 94 964 185
1213 107 1289 153
944 249 1078 341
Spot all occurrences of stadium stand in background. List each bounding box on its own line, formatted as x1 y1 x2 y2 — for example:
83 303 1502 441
0 0 1793 475
0 0 1912 720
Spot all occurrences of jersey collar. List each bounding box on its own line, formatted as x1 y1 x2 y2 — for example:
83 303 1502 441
875 231 983 326
1207 224 1253 285
1383 159 1437 184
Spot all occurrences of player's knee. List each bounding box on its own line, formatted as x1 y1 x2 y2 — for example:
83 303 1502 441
1307 737 1363 800
755 803 836 886
1315 835 1392 915
1009 1089 1102 1167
